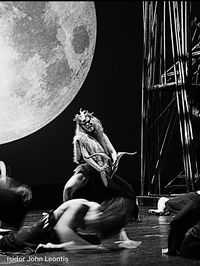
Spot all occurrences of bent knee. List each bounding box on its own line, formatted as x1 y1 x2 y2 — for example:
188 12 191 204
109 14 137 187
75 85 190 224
65 173 88 187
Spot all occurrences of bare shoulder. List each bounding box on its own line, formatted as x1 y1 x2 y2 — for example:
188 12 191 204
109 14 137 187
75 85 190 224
67 198 90 206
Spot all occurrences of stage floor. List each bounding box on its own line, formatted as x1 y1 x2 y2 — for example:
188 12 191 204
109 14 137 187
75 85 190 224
0 206 199 266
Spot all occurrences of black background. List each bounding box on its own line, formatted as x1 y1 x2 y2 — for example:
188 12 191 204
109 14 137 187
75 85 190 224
0 2 143 207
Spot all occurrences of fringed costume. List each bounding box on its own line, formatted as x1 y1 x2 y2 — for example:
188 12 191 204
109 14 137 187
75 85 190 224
63 109 139 220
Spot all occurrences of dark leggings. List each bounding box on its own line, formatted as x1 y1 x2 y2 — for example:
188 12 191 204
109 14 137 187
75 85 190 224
107 174 138 219
181 233 200 259
0 210 57 251
108 174 136 202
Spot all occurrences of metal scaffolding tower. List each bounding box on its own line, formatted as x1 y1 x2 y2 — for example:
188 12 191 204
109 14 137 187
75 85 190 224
141 1 200 196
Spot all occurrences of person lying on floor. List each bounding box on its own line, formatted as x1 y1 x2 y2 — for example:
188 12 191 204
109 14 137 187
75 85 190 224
162 193 200 259
148 191 200 216
0 197 141 253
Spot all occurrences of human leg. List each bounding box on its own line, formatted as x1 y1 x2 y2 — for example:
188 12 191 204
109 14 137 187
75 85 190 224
114 229 141 249
107 174 139 220
63 173 88 202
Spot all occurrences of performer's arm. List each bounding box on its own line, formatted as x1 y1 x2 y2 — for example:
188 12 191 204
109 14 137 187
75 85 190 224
54 203 95 245
36 241 106 251
103 133 117 162
53 201 70 220
81 145 107 172
0 161 7 183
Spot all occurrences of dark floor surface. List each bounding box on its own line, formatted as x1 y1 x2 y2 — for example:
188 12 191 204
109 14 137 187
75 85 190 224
0 205 199 266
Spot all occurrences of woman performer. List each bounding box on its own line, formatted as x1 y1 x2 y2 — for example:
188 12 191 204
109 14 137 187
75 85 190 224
63 109 118 202
62 109 138 215
62 109 140 247
0 196 141 253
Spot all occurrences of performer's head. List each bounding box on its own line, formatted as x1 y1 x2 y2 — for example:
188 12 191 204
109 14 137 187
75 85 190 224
85 197 134 238
74 108 104 134
11 184 32 208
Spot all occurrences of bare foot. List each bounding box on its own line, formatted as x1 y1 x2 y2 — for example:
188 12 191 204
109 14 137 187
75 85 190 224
162 248 168 254
115 240 142 249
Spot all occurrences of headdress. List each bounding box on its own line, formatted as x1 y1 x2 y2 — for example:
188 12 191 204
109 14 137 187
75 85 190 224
73 108 94 124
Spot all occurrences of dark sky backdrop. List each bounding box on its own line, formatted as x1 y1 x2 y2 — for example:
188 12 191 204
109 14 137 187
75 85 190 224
0 2 143 202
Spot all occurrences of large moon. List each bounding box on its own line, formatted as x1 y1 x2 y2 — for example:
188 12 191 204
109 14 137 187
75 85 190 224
0 1 96 144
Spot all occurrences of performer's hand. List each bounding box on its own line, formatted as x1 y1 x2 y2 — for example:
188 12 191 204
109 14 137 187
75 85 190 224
111 155 117 164
36 242 58 252
112 161 118 173
99 164 110 173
